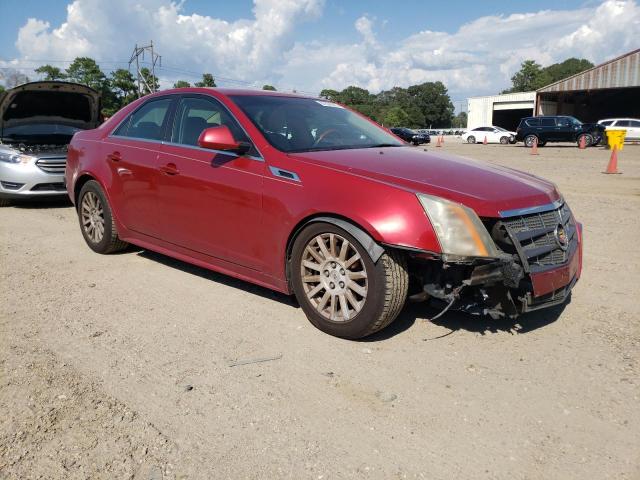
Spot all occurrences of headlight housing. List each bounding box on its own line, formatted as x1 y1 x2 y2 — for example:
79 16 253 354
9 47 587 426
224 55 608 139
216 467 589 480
417 193 499 258
0 151 35 164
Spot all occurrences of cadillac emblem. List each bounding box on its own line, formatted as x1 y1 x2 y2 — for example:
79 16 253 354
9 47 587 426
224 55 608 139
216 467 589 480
555 224 569 251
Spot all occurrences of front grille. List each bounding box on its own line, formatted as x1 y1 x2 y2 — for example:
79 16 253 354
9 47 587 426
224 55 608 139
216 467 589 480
493 202 577 272
36 156 67 174
30 182 66 192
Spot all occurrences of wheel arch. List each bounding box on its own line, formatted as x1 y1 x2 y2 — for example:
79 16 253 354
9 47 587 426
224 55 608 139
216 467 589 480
73 173 98 206
284 213 385 287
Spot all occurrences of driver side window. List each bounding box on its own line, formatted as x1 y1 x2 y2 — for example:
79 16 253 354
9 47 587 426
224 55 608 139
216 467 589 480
171 96 255 153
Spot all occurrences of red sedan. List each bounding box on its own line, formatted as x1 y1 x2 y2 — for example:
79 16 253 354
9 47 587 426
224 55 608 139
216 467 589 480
66 88 582 339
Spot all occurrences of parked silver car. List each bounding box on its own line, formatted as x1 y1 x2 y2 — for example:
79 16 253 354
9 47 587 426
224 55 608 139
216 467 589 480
0 81 101 206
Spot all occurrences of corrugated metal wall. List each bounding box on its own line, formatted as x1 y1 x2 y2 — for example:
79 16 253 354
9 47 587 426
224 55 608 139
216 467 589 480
538 49 640 93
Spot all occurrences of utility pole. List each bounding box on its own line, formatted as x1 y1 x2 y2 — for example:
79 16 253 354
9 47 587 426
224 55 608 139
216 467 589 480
129 41 161 97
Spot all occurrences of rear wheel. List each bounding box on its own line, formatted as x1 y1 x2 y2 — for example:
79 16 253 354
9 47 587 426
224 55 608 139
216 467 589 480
467 135 476 144
577 134 593 147
0 198 11 207
524 135 539 148
77 180 128 254
499 136 509 144
290 222 408 339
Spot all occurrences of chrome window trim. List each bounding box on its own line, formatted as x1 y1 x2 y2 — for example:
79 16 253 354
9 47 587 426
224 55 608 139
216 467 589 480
499 199 564 218
107 92 263 160
106 135 263 162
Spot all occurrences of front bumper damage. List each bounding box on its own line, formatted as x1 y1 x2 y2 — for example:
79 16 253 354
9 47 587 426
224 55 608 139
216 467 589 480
405 218 583 320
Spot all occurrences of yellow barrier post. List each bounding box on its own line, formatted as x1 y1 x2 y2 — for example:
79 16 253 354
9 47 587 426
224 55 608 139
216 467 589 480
606 130 626 151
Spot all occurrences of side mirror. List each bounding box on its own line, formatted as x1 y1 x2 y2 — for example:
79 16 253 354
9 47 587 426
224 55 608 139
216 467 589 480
197 125 250 154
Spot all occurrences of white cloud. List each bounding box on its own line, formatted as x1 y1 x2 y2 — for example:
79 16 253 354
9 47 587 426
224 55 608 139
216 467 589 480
3 0 639 99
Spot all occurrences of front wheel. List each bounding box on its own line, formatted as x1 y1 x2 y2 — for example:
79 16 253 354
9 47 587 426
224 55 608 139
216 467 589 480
467 135 476 144
77 180 128 254
290 222 408 339
499 136 509 144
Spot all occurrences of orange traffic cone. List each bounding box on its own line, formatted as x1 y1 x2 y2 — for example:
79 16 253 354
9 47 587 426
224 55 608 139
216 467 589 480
483 136 488 145
579 135 586 149
436 136 441 147
602 146 621 174
530 137 539 155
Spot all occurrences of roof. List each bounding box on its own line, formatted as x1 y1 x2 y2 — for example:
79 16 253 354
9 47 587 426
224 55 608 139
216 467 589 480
537 49 640 93
162 87 318 99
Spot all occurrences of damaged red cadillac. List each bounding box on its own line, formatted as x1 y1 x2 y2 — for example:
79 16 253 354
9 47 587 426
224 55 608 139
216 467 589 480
66 88 582 339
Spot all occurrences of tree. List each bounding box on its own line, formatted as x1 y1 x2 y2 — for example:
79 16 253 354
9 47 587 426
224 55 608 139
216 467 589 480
407 81 454 127
381 106 410 127
35 65 65 81
542 58 594 84
0 85 5 94
319 89 341 102
139 67 159 94
195 73 216 87
262 84 276 91
452 111 468 128
339 86 373 105
106 69 138 114
502 58 594 93
1 69 30 88
65 57 107 90
174 80 191 88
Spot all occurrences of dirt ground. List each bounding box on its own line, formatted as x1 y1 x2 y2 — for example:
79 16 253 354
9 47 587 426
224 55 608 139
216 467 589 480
1 141 639 479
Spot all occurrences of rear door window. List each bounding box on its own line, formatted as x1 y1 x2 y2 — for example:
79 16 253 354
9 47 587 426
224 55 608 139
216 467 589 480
616 120 631 127
541 118 556 127
114 98 173 141
628 120 640 127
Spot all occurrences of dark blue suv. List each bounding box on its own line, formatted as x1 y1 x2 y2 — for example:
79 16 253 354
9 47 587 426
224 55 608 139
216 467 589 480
515 116 605 148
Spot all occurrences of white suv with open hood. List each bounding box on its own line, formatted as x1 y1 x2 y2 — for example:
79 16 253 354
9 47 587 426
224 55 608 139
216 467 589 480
0 81 101 206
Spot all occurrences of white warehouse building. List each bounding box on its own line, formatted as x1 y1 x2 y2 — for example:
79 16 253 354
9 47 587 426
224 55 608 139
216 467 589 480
466 91 535 131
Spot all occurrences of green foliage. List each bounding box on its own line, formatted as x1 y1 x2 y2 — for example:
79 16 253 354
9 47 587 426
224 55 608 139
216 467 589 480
35 65 65 81
195 73 216 87
65 57 107 90
319 82 453 128
0 85 5 93
452 111 468 128
174 80 191 88
139 67 159 95
262 84 277 91
503 58 595 92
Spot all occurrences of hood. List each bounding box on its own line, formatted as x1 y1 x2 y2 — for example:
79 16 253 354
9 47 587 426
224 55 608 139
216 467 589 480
0 81 101 133
291 146 560 218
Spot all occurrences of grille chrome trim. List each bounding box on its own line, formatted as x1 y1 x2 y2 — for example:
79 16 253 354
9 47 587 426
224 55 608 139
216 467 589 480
499 199 563 218
499 202 577 273
35 156 67 174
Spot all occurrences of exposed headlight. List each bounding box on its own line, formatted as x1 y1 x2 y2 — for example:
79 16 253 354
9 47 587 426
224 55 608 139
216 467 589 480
417 193 499 258
0 151 35 164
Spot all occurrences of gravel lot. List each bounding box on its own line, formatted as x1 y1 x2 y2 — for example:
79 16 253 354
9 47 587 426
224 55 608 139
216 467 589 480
1 141 639 479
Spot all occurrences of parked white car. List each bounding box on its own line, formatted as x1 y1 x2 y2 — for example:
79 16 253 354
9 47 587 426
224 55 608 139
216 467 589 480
463 126 516 144
597 118 640 141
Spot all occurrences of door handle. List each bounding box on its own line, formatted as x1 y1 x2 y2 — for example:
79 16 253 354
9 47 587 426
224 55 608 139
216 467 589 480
159 163 180 175
107 152 121 162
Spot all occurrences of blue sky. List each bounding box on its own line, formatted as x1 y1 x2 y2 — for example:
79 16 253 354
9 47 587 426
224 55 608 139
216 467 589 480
1 0 637 102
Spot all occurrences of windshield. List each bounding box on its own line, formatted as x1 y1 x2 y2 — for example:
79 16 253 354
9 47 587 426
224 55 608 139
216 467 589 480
230 95 404 153
495 126 509 132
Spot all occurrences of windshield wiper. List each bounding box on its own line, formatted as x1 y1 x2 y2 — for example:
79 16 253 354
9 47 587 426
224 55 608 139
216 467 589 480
364 143 403 148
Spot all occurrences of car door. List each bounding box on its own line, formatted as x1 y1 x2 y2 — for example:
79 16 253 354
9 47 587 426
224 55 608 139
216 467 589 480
540 117 559 141
157 94 265 270
104 96 175 238
616 120 640 140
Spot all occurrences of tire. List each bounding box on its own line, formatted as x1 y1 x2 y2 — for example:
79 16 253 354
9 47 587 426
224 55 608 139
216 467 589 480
0 198 11 207
77 180 128 254
538 141 547 147
499 136 509 144
577 134 593 148
290 222 408 339
524 135 539 148
467 135 476 144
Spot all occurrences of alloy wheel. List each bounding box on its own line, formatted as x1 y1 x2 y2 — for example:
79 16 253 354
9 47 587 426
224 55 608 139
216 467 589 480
300 233 368 322
81 191 105 243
